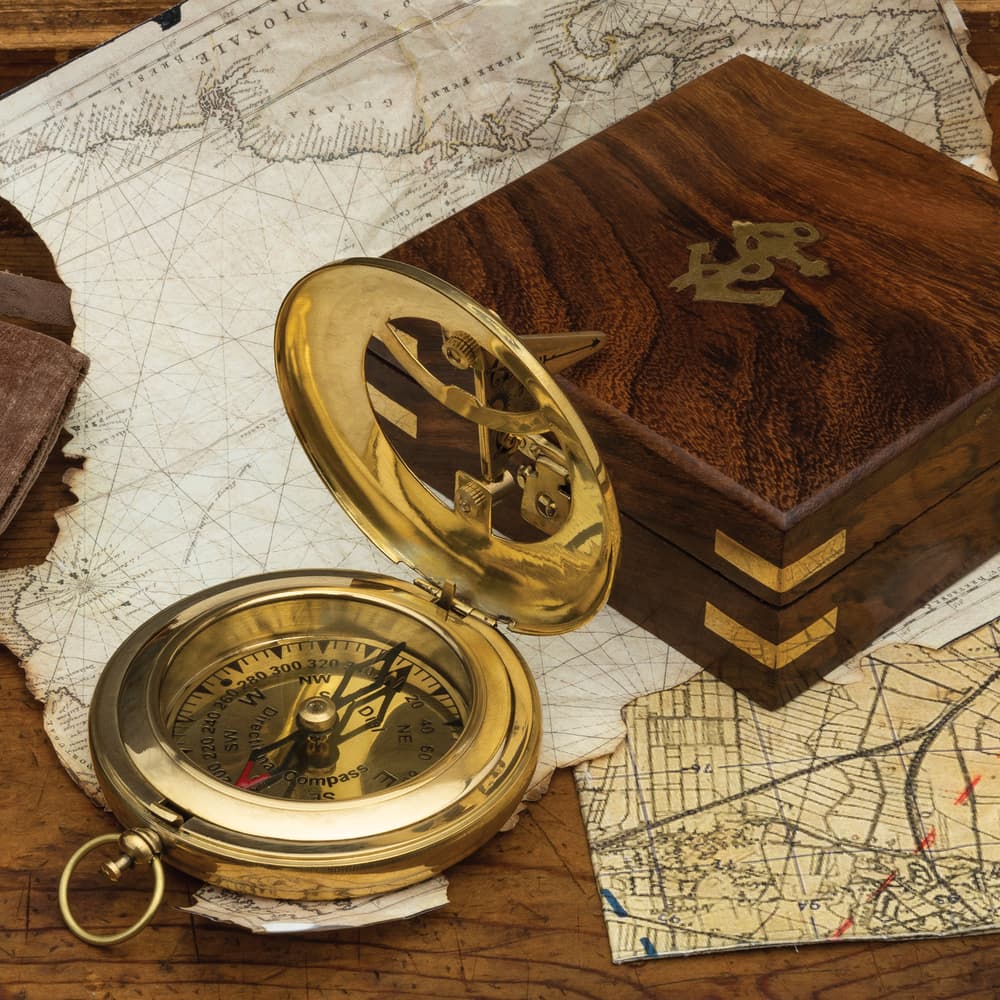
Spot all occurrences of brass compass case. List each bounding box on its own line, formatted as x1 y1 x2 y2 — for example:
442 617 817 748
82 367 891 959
80 258 620 917
89 570 541 899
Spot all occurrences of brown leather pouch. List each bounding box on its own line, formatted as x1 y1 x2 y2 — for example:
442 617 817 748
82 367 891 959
0 273 87 535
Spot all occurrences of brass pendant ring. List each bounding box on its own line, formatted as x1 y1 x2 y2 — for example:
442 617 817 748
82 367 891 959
58 833 166 946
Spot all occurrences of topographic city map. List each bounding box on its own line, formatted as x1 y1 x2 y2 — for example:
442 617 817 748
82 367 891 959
578 601 1000 962
0 0 995 940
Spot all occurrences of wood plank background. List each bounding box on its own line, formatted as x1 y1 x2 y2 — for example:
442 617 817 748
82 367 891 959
0 4 997 998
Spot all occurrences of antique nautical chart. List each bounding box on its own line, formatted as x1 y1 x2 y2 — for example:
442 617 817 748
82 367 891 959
0 0 994 932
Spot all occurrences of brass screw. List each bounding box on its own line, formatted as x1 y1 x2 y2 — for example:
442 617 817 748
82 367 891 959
535 493 558 519
456 481 489 515
441 330 479 369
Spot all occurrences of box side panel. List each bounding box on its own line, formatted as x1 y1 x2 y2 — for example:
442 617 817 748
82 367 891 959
614 457 1000 708
720 387 1000 603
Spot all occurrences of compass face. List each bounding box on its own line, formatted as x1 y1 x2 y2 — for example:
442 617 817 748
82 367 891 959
166 636 466 801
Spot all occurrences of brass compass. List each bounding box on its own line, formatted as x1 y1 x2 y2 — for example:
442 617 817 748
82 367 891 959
59 258 620 944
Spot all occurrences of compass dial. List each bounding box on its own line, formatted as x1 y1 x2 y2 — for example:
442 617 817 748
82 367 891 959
167 637 465 801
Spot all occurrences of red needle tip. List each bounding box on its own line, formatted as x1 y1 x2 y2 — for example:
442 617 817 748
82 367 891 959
235 760 272 789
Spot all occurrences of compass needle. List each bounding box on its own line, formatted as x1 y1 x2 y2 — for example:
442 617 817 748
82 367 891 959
234 761 273 790
332 641 408 706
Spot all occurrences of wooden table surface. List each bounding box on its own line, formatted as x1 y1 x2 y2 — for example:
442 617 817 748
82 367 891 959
0 4 998 998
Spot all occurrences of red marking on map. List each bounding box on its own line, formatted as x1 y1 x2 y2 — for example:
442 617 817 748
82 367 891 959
914 827 937 853
830 916 854 939
830 869 898 940
954 775 982 805
868 871 896 900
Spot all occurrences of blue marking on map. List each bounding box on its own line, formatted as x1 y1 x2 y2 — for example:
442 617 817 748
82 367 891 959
600 889 628 917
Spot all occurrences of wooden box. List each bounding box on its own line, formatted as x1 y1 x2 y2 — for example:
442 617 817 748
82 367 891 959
376 56 1000 707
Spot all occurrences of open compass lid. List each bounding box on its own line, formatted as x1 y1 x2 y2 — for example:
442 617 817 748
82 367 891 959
274 257 620 636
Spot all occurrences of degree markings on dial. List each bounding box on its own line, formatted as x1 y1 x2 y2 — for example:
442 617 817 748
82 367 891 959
177 643 458 720
170 636 464 799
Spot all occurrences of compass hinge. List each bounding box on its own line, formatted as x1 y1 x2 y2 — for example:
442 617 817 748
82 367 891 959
414 578 509 628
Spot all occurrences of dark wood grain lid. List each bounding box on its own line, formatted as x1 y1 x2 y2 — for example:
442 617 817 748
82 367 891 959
392 56 1000 520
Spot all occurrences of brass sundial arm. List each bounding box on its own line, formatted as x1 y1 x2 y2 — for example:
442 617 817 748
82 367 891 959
377 321 551 436
517 331 604 373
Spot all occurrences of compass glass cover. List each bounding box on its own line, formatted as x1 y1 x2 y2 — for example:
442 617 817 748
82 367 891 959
165 634 466 801
150 587 478 807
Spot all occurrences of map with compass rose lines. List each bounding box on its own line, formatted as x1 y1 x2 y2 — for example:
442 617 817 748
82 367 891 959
0 0 994 932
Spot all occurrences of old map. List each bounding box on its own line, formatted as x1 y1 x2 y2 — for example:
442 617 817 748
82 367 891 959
0 0 994 933
579 579 1000 962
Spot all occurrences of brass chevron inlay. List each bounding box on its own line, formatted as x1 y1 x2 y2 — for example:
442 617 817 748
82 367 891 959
714 529 847 594
704 603 838 671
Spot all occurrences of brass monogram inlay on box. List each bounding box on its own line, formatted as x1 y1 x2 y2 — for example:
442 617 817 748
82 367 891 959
671 221 830 306
704 603 839 671
714 529 847 594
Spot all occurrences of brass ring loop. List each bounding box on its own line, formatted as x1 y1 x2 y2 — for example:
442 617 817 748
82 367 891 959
58 834 165 946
